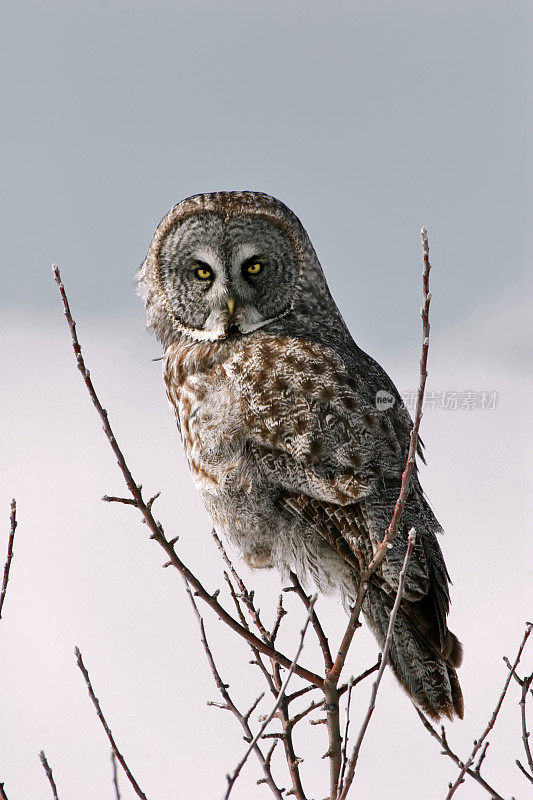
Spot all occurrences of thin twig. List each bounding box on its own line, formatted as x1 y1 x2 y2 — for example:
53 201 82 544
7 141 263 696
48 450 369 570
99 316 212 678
516 759 533 784
473 741 489 774
222 570 277 697
75 648 148 800
519 671 533 777
270 594 287 645
322 678 342 799
365 227 432 576
0 783 9 800
38 751 59 800
416 710 505 800
289 698 325 727
111 750 121 800
224 597 317 800
338 676 355 793
0 500 17 620
337 529 416 799
503 657 523 686
212 529 272 643
351 655 382 689
184 580 284 800
287 684 321 704
289 572 333 672
335 660 382 795
270 662 307 800
445 622 532 799
102 495 137 506
53 265 322 689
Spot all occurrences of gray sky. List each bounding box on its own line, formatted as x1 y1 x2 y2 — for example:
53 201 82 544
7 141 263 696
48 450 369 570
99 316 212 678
1 2 532 799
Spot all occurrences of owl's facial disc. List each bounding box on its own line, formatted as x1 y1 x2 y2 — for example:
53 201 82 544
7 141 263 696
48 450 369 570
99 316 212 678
158 213 299 341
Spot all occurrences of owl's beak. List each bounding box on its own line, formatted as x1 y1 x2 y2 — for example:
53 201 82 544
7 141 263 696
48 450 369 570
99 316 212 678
227 298 236 316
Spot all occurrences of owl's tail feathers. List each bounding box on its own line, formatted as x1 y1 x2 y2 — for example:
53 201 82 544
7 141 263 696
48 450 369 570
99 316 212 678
446 664 464 720
365 587 464 721
442 629 463 670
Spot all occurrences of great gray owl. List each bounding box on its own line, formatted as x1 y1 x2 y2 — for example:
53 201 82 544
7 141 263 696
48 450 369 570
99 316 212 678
136 191 463 721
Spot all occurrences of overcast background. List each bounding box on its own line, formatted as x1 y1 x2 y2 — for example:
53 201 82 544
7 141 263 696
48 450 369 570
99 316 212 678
1 1 532 798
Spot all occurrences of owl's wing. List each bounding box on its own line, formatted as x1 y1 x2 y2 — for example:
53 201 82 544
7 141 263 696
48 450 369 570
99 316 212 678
226 334 453 659
277 489 458 665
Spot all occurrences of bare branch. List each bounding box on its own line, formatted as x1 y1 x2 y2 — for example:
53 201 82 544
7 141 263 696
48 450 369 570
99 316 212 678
53 266 322 689
338 529 416 799
365 227 432 574
270 594 288 645
289 572 333 672
270 662 308 800
338 676 355 794
222 570 277 697
245 692 266 723
416 710 505 800
322 679 342 799
256 740 281 789
351 655 382 689
38 751 59 800
288 698 325 727
287 683 321 704
473 741 489 774
445 622 532 799
324 653 382 787
111 750 121 800
0 499 17 620
0 783 10 800
516 759 533 784
184 580 284 800
225 597 317 800
102 495 137 506
211 528 272 644
503 657 525 688
74 648 148 800
519 671 533 779
336 667 378 792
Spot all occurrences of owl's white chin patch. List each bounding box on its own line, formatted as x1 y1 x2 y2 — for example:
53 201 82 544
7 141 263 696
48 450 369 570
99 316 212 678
194 308 231 341
196 305 278 340
237 317 278 334
189 326 228 342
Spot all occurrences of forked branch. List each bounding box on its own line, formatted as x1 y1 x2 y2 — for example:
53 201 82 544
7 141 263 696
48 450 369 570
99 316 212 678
445 622 532 799
184 579 284 799
224 595 317 799
415 711 505 800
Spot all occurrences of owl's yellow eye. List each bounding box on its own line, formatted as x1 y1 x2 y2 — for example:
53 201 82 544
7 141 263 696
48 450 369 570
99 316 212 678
194 265 212 280
246 262 263 276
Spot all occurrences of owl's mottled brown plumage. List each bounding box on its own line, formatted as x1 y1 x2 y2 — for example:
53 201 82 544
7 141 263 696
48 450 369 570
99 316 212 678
137 190 463 720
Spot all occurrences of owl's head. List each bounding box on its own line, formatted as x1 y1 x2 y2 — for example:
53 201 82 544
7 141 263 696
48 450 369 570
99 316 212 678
137 191 330 348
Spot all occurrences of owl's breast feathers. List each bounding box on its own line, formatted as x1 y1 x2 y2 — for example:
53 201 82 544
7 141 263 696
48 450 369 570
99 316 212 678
164 332 427 586
164 332 404 498
164 332 463 719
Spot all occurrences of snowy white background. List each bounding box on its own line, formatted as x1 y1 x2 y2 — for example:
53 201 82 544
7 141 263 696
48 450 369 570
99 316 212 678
1 1 532 798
